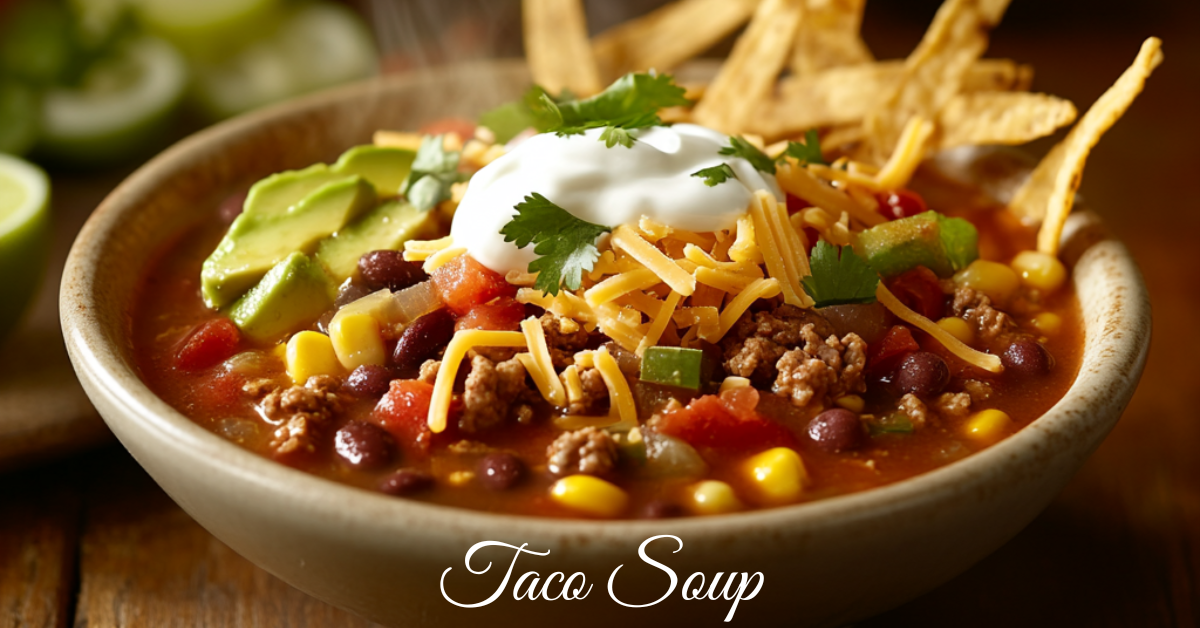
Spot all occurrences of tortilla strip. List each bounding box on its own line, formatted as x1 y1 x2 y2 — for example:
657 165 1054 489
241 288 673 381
522 0 602 97
1010 37 1163 255
937 91 1077 149
692 0 804 134
751 58 1033 139
862 0 1011 161
789 0 872 76
592 0 759 82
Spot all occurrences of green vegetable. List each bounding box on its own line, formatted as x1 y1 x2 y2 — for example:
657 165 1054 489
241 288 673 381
402 134 465 211
853 210 979 278
227 251 334 342
781 129 825 166
868 413 914 436
640 346 711 391
499 192 611 296
691 163 736 187
719 136 775 174
801 241 880 308
536 72 691 148
478 85 566 143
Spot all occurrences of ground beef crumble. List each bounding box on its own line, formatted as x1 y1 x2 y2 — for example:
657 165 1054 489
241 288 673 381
933 391 972 418
568 366 609 416
898 393 929 428
772 324 868 409
546 427 619 476
541 312 592 369
259 375 343 456
460 353 533 432
951 286 1016 343
721 304 837 385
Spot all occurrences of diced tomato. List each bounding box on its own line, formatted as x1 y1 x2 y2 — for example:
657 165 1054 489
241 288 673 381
802 226 820 255
455 297 525 332
374 380 436 455
175 318 240 370
419 118 477 141
656 388 796 452
867 325 920 376
887 266 946 320
202 370 247 412
875 189 928 220
430 255 517 315
786 194 811 214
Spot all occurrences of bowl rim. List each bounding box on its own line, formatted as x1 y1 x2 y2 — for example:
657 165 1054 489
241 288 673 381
59 63 1153 543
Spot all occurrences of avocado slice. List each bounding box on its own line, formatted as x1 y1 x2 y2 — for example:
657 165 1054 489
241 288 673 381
227 252 334 342
853 211 978 278
238 145 415 225
202 176 375 308
315 199 434 282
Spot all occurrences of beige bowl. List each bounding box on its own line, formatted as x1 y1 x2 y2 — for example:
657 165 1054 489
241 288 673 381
61 61 1150 627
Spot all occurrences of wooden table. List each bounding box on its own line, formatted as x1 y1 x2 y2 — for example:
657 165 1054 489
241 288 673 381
3 8 1198 627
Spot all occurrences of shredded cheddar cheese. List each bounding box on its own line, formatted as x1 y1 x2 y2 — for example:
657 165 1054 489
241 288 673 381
610 225 696 296
428 330 528 433
876 283 1004 373
519 318 568 406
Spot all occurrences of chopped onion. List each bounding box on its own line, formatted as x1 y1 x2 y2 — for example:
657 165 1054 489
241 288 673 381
636 428 708 479
391 280 443 324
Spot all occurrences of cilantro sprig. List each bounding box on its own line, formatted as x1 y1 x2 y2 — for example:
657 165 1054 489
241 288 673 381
801 241 880 308
691 163 737 187
782 129 826 166
480 72 691 149
403 135 466 211
719 136 776 174
500 193 612 295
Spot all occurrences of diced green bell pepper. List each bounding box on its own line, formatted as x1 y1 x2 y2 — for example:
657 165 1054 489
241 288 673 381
640 346 712 391
854 210 978 278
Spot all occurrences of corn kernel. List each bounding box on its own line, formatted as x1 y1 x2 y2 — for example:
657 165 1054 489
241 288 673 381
963 409 1012 443
1030 312 1063 336
687 480 743 516
835 395 865 413
1011 250 1067 294
954 260 1020 305
744 447 808 505
448 470 475 487
936 316 976 345
329 313 386 370
719 376 752 393
285 331 342 385
550 475 628 518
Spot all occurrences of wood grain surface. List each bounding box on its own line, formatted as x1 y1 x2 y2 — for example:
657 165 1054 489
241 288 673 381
1 4 1197 627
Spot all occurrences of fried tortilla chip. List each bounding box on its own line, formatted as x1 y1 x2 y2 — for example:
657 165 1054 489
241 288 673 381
750 58 1032 139
789 0 872 76
592 0 760 82
522 0 602 97
937 92 1077 149
862 0 1011 161
1010 37 1163 254
692 0 804 134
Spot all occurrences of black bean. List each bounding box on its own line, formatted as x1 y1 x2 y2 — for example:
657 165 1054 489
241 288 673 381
807 408 867 453
217 191 248 224
894 351 950 397
640 500 683 519
359 250 427 292
344 364 394 398
477 452 524 491
335 282 372 308
1002 337 1054 379
393 309 456 370
335 421 395 470
316 310 335 335
379 468 434 496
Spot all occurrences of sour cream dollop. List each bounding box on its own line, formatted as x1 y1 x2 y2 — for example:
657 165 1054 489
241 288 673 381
450 123 782 275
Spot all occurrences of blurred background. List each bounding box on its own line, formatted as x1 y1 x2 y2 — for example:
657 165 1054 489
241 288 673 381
0 0 1197 625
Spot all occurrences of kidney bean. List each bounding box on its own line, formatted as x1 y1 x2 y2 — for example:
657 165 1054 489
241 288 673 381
640 499 684 519
335 282 372 308
1002 337 1054 379
217 191 248 224
379 468 434 496
477 452 524 491
807 409 867 453
392 309 456 370
358 250 427 292
335 421 395 470
344 364 394 398
894 351 950 397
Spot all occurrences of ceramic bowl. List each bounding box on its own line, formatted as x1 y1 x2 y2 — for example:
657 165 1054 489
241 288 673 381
61 61 1150 627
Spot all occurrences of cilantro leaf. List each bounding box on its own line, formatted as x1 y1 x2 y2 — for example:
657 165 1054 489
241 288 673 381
801 241 880 308
402 135 464 211
500 193 612 295
691 163 737 187
598 125 636 148
782 129 825 165
719 136 776 174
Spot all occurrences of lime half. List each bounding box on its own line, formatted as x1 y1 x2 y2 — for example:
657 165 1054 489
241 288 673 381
35 34 187 166
0 154 51 343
